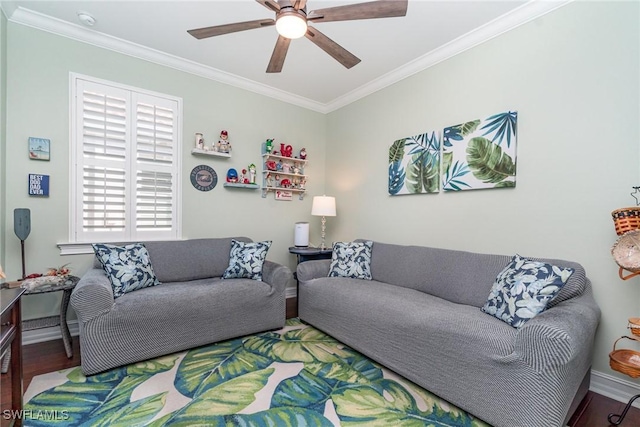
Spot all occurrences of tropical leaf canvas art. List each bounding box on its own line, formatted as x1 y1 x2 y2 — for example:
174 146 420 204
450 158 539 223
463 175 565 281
388 131 440 196
442 111 517 191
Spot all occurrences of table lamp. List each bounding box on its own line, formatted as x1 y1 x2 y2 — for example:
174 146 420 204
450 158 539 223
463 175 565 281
311 195 336 250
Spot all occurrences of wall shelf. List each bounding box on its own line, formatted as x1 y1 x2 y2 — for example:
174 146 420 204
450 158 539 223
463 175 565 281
191 148 231 159
223 183 260 190
261 143 308 200
262 153 307 164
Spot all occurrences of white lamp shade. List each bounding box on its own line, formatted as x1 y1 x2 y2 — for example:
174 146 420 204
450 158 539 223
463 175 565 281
311 196 336 217
275 13 308 39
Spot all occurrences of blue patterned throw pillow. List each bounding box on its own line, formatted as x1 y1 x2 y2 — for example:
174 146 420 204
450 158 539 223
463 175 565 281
223 239 272 281
92 243 161 298
482 254 574 328
328 241 373 280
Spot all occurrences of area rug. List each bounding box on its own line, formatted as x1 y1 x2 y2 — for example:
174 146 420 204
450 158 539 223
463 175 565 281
24 318 489 426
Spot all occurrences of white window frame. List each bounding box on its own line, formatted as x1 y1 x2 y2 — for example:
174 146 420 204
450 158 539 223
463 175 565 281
68 73 182 248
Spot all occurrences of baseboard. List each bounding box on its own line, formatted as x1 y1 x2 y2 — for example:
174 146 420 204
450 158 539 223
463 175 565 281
590 369 640 408
286 288 297 299
22 320 79 346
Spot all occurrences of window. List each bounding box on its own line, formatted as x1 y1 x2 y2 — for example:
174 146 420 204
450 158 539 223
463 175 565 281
70 74 182 244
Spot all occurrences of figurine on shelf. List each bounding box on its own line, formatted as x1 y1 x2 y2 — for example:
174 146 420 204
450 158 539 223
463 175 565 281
281 178 292 188
293 163 301 175
265 139 274 154
299 178 306 190
292 177 300 188
266 160 277 171
266 173 274 187
275 174 281 187
226 168 239 183
248 164 257 184
276 160 283 171
240 169 248 184
299 148 307 160
282 163 291 174
195 133 204 150
280 143 293 158
217 130 231 154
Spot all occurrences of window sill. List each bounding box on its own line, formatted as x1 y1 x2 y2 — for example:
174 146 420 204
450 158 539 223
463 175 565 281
57 239 184 255
57 242 94 255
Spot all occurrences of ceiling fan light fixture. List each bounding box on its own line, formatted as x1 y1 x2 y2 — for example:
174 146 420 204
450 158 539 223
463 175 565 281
275 10 307 39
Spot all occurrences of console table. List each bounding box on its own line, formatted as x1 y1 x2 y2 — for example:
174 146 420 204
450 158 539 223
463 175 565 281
1 287 25 427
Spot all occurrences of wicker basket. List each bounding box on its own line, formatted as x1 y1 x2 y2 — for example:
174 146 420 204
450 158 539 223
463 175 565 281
629 318 640 337
609 336 640 378
612 207 640 235
611 230 640 273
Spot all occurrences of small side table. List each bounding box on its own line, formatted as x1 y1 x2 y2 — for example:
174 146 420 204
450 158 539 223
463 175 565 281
288 246 333 264
1 275 79 373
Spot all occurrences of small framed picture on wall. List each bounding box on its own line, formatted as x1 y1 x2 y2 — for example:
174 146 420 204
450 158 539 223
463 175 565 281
28 137 50 161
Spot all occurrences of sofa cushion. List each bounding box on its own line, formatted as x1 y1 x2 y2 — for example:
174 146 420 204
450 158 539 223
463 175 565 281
92 243 160 298
328 241 373 280
223 239 272 281
481 254 574 328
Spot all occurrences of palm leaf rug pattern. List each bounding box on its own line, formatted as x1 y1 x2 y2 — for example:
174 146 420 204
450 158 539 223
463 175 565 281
24 319 489 426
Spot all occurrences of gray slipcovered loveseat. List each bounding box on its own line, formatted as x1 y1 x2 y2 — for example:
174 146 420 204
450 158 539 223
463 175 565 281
71 237 292 375
297 240 600 427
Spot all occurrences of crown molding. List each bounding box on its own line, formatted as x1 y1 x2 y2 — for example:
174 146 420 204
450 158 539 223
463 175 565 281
6 6 327 113
5 1 572 115
323 0 573 113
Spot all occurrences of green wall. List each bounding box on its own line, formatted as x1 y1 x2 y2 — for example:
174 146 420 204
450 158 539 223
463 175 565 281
2 0 640 386
326 0 640 380
3 23 326 320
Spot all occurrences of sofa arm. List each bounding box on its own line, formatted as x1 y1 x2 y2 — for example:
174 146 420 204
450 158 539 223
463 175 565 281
297 260 331 282
262 260 293 295
70 268 114 323
514 288 600 372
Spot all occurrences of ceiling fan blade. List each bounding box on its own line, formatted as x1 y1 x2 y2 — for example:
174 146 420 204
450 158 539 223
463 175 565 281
255 0 281 13
308 0 408 23
267 35 292 73
292 0 307 10
188 19 275 39
305 26 361 69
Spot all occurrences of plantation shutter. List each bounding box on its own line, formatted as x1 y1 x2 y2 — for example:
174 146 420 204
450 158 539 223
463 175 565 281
72 76 181 243
133 94 178 237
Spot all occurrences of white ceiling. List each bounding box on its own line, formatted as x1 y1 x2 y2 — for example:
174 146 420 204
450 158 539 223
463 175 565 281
1 0 569 112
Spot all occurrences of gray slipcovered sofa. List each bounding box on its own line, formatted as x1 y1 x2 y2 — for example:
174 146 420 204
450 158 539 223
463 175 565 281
298 240 600 427
71 237 292 375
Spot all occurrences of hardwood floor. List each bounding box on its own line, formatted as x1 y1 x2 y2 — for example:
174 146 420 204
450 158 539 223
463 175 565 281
2 300 639 427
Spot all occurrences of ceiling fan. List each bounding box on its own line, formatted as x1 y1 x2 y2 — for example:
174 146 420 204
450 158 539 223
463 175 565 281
187 0 409 73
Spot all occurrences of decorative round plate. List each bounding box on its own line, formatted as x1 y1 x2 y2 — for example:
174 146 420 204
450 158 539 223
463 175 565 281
190 165 218 192
612 230 640 272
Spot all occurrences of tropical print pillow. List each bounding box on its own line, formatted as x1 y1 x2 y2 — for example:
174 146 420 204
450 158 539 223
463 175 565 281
92 243 161 298
223 239 272 281
328 241 373 280
481 254 574 328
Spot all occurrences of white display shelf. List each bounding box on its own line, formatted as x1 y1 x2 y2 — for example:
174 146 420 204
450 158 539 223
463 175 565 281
223 183 260 190
262 170 306 179
191 148 231 158
262 153 307 164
